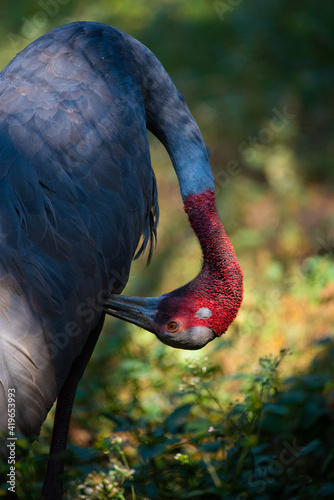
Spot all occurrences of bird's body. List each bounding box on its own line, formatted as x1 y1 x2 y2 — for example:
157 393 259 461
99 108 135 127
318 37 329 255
0 22 158 442
0 22 242 497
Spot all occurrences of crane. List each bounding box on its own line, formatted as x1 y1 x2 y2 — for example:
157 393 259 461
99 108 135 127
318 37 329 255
0 22 243 498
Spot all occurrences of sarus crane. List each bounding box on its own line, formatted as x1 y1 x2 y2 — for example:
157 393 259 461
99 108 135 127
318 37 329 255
0 22 243 498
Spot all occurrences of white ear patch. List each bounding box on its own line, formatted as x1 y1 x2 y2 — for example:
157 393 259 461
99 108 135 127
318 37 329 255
196 307 212 319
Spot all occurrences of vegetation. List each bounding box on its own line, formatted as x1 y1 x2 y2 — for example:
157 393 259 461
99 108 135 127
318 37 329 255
0 1 333 498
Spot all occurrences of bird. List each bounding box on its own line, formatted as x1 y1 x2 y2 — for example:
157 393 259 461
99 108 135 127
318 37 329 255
0 21 243 498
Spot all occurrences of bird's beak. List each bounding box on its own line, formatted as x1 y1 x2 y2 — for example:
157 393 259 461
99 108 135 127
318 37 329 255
103 294 159 334
104 293 216 351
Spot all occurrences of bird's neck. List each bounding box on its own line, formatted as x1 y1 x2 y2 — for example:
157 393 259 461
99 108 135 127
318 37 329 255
184 189 243 295
134 42 215 200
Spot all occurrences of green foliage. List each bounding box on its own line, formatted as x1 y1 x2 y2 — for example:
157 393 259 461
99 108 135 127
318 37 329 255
3 344 334 499
68 344 334 499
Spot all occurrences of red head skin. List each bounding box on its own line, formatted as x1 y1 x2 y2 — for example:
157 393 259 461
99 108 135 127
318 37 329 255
155 189 243 338
104 189 243 349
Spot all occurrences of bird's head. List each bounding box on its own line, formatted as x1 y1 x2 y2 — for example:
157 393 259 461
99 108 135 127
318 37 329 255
104 189 243 350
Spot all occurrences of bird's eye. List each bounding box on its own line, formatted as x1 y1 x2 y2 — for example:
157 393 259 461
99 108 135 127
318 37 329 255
166 320 179 333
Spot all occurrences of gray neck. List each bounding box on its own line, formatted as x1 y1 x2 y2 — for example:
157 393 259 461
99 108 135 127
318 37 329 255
128 36 215 200
167 136 215 201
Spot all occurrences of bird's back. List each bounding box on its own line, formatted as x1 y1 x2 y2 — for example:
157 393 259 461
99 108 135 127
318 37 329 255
0 22 158 440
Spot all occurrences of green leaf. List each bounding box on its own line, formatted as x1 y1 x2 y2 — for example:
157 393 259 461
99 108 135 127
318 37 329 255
166 403 193 434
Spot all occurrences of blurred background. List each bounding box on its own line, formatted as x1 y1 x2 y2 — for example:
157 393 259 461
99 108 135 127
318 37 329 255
0 1 334 498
